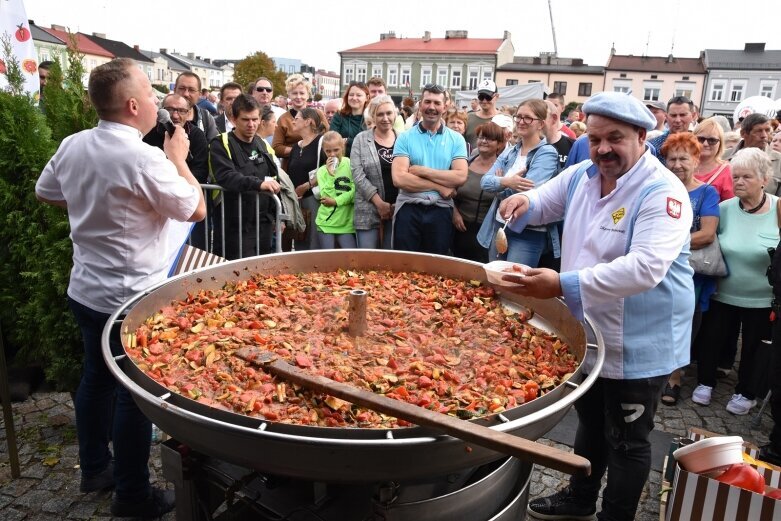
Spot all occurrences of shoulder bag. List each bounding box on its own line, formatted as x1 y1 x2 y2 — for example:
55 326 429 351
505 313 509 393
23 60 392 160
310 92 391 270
688 174 728 277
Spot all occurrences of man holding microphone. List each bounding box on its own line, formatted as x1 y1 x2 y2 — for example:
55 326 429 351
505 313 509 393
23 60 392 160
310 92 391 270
498 92 694 521
36 58 205 518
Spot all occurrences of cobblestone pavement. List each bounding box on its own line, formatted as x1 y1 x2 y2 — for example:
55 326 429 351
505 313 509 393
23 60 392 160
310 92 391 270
0 367 773 520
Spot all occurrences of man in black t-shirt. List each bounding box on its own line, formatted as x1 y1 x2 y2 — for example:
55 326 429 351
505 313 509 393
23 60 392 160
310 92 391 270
543 100 574 174
209 95 281 259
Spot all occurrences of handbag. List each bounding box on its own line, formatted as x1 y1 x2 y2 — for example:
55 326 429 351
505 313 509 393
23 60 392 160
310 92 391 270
688 171 728 276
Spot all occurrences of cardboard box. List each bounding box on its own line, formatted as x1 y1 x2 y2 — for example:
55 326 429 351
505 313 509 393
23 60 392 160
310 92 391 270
665 429 781 521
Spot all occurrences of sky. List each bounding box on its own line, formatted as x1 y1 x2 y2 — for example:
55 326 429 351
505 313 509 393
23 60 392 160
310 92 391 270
21 0 781 73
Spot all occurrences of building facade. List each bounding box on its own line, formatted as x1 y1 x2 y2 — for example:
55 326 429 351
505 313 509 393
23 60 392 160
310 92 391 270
701 43 781 120
604 52 706 108
272 57 302 75
29 21 67 70
339 30 514 102
496 54 604 104
314 69 340 99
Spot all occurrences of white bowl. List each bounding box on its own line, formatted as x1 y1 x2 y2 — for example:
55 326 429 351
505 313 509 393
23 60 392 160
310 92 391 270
484 261 528 287
673 436 745 474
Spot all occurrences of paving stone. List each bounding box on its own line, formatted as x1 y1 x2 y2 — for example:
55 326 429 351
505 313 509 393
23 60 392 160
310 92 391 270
13 489 54 509
65 501 99 519
37 473 68 491
41 495 73 513
3 507 27 521
1 478 37 497
35 398 55 411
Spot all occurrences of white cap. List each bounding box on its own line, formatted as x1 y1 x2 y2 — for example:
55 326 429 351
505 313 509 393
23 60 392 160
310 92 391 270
477 80 497 95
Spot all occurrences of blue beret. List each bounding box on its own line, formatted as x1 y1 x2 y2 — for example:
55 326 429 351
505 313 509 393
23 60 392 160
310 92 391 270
582 92 657 131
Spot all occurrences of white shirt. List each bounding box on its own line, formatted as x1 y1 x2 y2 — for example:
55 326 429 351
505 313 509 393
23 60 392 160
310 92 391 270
36 120 200 313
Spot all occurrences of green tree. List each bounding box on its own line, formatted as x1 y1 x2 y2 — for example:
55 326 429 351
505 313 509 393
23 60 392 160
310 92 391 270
0 32 97 390
233 51 287 96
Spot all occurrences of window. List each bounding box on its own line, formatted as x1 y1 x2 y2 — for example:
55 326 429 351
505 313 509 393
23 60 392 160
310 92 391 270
578 82 592 96
674 81 694 99
356 65 367 83
709 80 726 101
506 79 519 86
344 66 354 85
612 79 630 93
682 76 690 80
730 80 746 102
643 88 660 101
451 68 461 89
157 68 165 81
619 73 627 78
760 80 777 99
468 67 479 90
146 66 152 80
482 68 492 82
528 79 541 83
650 75 658 80
400 65 411 87
437 66 448 87
372 64 383 79
553 81 567 95
387 65 398 87
420 65 432 87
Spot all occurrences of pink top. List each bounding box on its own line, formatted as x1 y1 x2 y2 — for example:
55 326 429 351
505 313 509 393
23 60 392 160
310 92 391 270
694 163 734 202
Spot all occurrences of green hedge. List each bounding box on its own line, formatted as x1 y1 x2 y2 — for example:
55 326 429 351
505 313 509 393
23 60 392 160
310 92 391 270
0 37 97 390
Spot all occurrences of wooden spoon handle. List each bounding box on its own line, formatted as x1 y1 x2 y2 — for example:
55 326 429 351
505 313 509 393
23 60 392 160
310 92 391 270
235 348 590 476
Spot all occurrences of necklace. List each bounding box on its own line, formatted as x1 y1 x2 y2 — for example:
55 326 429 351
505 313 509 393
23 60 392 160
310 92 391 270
738 193 767 214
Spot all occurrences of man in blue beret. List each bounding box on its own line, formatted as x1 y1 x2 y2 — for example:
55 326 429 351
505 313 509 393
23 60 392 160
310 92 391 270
499 91 694 521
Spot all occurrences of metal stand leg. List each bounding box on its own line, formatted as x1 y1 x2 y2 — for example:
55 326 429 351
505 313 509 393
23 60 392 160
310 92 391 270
0 321 21 478
752 390 772 429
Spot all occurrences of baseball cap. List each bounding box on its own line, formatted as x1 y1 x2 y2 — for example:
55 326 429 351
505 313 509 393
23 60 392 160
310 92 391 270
645 100 666 112
491 114 513 130
477 80 498 96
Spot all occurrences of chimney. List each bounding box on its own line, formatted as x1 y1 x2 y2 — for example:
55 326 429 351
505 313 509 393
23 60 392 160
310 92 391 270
423 31 431 42
92 32 106 39
744 42 765 52
159 48 167 54
133 44 140 52
187 52 195 59
51 24 66 31
445 30 468 39
380 31 396 40
503 30 511 41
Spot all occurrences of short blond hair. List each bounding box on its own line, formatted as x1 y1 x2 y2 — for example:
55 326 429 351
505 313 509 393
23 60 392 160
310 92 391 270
285 74 311 96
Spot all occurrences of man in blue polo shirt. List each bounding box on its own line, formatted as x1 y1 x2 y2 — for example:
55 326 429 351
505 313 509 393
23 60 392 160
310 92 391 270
391 84 468 254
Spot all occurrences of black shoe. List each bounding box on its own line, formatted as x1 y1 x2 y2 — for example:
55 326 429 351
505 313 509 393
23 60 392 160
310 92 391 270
527 486 596 520
759 444 781 467
111 487 175 518
80 461 115 493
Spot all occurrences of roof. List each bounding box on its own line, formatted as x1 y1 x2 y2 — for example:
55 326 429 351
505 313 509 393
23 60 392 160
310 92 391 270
605 54 705 74
166 52 220 71
315 70 340 78
40 27 114 58
29 21 65 46
141 50 189 72
82 34 153 63
704 49 781 70
341 37 505 55
498 63 604 75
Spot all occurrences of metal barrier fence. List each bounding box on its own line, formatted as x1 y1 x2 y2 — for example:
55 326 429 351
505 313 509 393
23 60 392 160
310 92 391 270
190 184 285 257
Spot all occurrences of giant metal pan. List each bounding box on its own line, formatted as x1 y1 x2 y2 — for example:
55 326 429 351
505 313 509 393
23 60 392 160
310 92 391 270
103 250 604 483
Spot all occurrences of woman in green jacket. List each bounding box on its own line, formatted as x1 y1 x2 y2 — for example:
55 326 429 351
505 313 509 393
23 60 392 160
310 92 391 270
329 82 369 157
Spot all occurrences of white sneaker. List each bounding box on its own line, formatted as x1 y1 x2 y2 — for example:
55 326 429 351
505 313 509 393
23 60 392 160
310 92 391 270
692 384 712 406
726 394 757 415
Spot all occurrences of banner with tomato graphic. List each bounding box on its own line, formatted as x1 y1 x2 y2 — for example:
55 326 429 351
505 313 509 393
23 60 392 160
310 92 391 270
0 0 39 96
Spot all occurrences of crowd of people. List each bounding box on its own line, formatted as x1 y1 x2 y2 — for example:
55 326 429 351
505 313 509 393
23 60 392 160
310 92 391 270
34 56 781 520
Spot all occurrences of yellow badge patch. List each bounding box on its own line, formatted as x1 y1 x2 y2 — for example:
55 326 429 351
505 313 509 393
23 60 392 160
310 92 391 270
611 208 625 224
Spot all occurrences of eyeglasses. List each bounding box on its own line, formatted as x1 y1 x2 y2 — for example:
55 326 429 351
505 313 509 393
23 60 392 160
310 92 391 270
514 115 540 125
696 136 720 146
477 93 494 102
423 83 446 94
163 107 190 116
255 86 273 93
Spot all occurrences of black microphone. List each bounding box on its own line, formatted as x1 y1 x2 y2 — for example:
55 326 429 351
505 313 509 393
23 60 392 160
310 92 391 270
157 108 176 137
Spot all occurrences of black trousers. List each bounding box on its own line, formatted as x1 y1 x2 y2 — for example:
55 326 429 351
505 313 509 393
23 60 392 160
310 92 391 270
568 375 667 521
770 311 781 449
697 300 771 399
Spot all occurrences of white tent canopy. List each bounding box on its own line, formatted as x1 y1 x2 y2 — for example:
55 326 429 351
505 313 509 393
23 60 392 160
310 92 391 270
454 83 547 109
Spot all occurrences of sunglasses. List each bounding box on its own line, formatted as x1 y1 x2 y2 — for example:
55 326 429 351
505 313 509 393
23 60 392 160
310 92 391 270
255 86 273 93
423 83 446 94
477 93 494 102
696 136 720 146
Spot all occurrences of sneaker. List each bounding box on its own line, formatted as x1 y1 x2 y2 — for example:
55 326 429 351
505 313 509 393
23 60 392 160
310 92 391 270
527 486 596 520
111 487 175 518
726 394 757 415
80 461 115 493
691 384 712 406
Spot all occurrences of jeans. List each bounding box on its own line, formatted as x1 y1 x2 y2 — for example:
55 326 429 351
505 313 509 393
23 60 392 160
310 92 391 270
317 232 357 249
568 375 667 521
697 300 771 398
392 204 453 255
356 221 393 249
68 297 152 503
488 226 547 266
